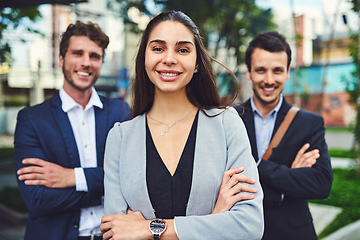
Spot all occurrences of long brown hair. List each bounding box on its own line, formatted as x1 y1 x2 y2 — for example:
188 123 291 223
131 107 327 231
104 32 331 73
132 11 238 117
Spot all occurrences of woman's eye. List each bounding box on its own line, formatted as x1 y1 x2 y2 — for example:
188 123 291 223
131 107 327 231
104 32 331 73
178 48 189 53
153 47 163 52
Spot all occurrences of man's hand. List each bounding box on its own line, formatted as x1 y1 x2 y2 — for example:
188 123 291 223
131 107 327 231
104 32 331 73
291 143 320 168
17 158 76 188
212 167 258 214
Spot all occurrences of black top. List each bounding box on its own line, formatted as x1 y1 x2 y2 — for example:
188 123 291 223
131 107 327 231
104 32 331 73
146 111 199 219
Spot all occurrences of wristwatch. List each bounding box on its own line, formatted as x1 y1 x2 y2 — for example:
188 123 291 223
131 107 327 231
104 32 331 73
149 218 167 239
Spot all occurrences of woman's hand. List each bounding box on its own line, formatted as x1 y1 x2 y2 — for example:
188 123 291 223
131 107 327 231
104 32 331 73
101 210 152 240
212 167 258 214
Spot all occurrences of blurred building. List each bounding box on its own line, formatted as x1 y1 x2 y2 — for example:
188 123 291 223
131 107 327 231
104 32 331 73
239 4 357 127
0 0 150 134
282 18 356 127
1 0 358 128
0 0 145 109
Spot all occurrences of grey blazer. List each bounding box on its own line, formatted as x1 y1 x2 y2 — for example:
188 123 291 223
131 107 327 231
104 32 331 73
104 107 264 240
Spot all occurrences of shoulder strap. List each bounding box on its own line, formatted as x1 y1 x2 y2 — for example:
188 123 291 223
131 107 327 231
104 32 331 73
262 106 300 161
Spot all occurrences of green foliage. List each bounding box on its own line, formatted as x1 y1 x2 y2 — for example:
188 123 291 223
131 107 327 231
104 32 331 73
0 146 14 161
107 0 151 34
0 186 28 213
345 0 360 175
328 148 357 158
0 147 26 213
326 126 352 133
4 95 28 107
310 168 360 238
112 0 275 73
0 7 42 63
350 0 360 13
108 1 274 98
154 0 275 70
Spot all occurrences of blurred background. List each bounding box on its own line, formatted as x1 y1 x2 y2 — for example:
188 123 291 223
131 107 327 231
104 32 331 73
0 0 359 239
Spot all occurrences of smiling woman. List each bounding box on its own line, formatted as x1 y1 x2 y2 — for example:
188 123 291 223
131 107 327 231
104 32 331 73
100 10 264 240
144 21 197 96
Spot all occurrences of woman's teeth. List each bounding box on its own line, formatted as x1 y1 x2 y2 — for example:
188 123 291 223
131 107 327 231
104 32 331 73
160 72 178 77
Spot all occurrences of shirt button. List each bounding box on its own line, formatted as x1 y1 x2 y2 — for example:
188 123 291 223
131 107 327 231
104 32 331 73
85 145 87 148
82 122 85 126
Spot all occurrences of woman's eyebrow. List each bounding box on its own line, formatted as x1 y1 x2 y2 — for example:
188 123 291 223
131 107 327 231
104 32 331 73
176 41 194 46
148 39 166 45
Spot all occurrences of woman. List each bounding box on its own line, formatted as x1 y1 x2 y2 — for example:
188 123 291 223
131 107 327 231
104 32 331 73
101 11 263 240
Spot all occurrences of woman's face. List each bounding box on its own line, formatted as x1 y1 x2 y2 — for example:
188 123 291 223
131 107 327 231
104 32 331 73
144 21 198 95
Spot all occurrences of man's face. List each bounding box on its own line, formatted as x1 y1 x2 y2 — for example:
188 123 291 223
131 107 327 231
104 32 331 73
246 48 291 109
59 36 103 92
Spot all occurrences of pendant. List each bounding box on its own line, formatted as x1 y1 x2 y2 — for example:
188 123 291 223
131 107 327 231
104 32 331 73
160 126 171 136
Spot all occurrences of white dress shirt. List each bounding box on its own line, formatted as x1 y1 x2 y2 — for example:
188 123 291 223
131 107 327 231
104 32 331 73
59 87 104 236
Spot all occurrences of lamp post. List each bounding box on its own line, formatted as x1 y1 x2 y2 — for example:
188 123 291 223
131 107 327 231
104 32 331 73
290 0 301 107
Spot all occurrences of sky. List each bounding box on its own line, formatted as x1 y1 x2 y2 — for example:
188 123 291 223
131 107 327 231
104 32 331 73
257 0 351 14
256 0 358 35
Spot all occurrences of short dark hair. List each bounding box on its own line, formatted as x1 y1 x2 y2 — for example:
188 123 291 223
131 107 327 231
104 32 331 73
132 10 222 117
245 31 292 71
59 21 109 61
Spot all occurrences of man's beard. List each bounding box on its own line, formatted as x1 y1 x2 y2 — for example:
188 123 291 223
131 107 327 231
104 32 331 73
62 64 98 92
253 87 279 105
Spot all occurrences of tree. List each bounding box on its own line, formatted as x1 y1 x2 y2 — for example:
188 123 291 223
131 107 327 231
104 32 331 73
158 0 275 100
108 0 275 70
0 7 42 64
153 0 275 73
345 0 360 175
113 0 275 100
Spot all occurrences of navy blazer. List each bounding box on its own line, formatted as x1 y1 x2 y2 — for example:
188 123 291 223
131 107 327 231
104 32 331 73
237 99 333 240
14 92 130 240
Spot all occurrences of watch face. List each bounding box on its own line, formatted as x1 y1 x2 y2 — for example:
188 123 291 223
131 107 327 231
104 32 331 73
149 219 166 234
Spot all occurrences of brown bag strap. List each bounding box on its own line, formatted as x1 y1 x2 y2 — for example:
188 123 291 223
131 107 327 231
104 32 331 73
262 106 300 161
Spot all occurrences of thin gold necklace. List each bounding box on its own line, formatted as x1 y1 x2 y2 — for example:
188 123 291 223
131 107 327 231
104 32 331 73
148 106 195 136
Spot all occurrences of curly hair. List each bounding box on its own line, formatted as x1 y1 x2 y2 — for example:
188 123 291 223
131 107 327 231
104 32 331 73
59 21 109 62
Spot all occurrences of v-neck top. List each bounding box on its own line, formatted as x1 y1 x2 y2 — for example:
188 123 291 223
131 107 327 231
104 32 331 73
146 111 199 219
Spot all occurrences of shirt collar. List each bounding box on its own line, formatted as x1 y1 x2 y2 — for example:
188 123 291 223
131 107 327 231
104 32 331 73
59 87 103 112
250 94 283 117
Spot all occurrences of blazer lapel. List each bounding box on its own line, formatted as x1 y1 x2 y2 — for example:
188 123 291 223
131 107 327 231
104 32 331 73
186 110 221 215
123 114 156 219
241 101 259 161
95 104 107 167
50 94 81 167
